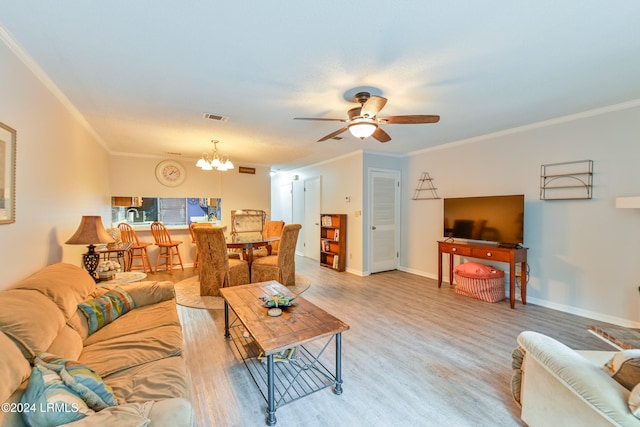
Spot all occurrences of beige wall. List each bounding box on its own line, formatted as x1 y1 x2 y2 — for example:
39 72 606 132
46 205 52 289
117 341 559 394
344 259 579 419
0 35 111 289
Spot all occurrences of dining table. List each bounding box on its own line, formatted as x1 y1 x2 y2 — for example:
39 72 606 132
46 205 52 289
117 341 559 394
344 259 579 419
226 237 280 268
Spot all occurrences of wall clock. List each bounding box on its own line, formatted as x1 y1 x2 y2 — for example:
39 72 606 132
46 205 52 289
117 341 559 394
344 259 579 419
155 160 186 187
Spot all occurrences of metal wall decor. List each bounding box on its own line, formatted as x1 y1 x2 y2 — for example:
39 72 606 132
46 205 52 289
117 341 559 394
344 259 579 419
412 172 440 200
540 160 593 200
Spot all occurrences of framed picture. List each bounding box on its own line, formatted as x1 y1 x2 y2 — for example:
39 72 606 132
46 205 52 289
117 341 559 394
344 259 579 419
0 122 16 224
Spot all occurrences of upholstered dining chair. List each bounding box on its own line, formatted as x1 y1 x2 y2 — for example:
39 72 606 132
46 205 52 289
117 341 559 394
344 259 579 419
251 224 301 286
150 221 184 272
194 226 250 296
117 222 153 273
254 220 285 258
189 222 213 269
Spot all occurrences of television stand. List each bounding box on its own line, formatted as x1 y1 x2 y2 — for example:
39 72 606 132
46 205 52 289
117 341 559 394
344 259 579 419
438 241 528 309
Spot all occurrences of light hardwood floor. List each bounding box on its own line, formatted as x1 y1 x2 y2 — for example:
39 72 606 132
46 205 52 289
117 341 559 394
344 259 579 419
152 257 616 427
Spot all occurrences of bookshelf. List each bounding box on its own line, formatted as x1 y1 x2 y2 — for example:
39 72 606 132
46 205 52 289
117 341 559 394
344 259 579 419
320 214 347 272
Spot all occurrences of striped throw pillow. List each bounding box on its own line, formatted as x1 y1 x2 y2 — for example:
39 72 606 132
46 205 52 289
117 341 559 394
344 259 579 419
21 364 93 426
36 353 118 411
78 287 135 334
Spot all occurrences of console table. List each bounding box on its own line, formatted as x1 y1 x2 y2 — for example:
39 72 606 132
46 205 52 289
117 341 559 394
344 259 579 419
438 241 528 309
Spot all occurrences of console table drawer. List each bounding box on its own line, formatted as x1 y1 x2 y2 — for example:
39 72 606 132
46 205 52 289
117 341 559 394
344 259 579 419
439 243 472 256
470 247 510 262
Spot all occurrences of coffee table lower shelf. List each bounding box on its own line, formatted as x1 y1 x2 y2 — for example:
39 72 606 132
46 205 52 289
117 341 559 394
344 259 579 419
228 324 338 409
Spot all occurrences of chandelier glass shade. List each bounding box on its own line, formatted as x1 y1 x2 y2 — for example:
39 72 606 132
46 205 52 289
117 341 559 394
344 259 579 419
196 140 234 171
348 121 378 139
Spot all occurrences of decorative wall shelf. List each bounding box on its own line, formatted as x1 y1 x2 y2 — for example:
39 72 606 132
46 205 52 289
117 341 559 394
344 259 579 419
412 172 440 200
540 160 593 200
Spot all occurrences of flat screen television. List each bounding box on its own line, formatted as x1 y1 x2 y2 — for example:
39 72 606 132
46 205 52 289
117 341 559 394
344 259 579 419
443 195 524 246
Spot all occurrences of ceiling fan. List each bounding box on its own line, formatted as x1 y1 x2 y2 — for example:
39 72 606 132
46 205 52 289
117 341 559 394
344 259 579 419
294 91 440 143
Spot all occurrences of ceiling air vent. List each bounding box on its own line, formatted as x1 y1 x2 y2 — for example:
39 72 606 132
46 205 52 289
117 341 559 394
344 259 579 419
202 112 229 122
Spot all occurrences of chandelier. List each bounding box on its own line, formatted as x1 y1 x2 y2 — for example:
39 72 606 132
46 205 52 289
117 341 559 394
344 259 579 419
196 140 234 171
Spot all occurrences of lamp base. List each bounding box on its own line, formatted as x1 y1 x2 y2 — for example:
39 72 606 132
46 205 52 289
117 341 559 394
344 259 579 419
83 244 100 282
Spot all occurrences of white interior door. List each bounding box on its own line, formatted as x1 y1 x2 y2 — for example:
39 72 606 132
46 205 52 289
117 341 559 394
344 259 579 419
369 170 400 273
304 177 321 261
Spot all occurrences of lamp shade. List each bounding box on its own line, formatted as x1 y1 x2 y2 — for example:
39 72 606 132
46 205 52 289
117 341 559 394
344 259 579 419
65 216 114 245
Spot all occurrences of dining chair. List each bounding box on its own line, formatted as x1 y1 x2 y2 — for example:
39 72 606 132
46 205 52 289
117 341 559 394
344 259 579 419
254 220 285 257
251 224 301 286
189 222 214 270
150 221 184 272
117 222 153 273
194 226 250 296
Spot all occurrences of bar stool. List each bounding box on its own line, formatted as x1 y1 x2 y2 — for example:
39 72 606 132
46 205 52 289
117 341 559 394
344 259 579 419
150 221 184 272
117 222 153 273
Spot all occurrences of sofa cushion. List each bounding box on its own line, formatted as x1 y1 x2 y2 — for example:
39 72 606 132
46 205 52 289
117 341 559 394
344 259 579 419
36 353 118 411
82 299 180 347
604 350 640 391
78 287 136 335
80 323 183 377
46 325 84 361
0 289 66 359
115 281 175 307
0 331 32 403
104 356 191 403
21 364 94 427
13 263 96 320
64 401 154 427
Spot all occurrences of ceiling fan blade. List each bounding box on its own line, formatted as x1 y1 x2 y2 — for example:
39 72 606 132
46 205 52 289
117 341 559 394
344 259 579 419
379 115 440 124
360 96 387 118
294 117 346 122
318 127 349 142
372 127 391 143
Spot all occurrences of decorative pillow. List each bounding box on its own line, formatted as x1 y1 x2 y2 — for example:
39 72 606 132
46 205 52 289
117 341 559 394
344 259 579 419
453 262 502 279
629 382 640 419
21 364 93 427
604 350 640 390
36 353 118 410
78 287 135 334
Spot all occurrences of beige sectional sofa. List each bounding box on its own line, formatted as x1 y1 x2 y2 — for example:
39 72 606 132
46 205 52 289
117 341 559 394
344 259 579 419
515 331 640 427
0 263 195 427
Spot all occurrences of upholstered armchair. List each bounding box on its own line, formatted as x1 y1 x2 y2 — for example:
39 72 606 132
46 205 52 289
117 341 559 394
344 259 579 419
194 226 250 296
251 224 301 286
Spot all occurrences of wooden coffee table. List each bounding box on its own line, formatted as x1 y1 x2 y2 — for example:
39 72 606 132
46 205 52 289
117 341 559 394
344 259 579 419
220 281 349 426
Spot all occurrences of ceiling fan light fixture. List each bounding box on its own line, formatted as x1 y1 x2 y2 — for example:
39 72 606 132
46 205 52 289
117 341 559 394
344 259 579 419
348 122 377 139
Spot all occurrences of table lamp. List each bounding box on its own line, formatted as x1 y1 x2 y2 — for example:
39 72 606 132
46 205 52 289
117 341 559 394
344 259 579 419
66 216 114 281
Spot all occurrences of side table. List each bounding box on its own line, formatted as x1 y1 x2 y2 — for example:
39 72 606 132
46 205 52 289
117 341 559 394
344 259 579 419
103 272 147 285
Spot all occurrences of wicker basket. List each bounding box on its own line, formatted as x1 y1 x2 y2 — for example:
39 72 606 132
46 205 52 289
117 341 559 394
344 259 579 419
454 263 505 303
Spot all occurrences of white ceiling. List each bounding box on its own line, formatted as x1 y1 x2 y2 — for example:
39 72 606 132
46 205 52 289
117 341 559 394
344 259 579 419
2 1 640 171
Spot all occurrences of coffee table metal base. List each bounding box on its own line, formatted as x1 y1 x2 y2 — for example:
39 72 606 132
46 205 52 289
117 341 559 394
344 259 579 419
225 312 344 425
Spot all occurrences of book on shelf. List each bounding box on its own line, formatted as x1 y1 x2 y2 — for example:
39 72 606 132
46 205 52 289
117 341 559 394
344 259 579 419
321 239 330 252
321 215 332 227
334 228 339 242
332 255 339 269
